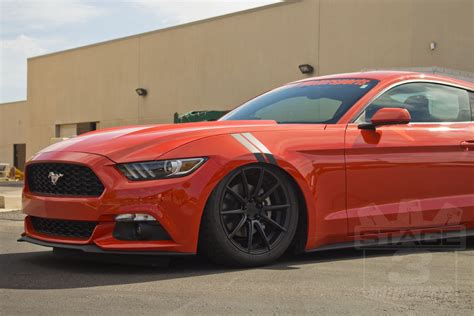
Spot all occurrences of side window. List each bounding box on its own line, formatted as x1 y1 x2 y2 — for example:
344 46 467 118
357 83 471 123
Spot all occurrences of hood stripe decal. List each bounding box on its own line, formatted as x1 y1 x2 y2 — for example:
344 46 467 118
231 133 276 165
241 132 278 165
231 134 266 162
241 133 270 154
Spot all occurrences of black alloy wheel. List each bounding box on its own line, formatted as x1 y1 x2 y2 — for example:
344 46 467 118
200 164 299 267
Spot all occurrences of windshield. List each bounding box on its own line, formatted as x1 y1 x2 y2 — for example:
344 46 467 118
221 78 379 124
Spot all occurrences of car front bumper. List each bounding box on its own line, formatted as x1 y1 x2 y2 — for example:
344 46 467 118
21 150 218 254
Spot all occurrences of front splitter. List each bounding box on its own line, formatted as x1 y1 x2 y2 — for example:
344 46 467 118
18 235 194 256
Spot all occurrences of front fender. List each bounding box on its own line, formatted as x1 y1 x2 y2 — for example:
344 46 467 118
159 128 347 251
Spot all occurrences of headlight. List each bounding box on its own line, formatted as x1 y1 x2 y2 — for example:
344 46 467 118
117 157 206 181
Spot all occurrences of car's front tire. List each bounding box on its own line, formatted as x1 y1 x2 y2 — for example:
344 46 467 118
200 164 299 267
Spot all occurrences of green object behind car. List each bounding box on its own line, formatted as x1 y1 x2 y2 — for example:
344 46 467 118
174 110 229 123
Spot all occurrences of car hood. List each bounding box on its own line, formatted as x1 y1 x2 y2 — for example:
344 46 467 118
40 120 292 163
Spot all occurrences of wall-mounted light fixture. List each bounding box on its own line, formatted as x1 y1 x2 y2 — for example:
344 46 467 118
135 88 148 96
298 64 314 74
430 42 437 51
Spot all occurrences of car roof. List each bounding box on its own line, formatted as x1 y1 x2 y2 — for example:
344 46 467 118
288 71 474 90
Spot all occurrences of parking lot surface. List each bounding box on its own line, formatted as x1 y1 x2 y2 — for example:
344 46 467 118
0 215 473 315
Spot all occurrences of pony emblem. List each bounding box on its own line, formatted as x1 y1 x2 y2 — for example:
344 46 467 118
48 172 64 185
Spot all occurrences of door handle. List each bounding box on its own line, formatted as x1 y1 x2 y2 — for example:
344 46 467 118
460 140 474 150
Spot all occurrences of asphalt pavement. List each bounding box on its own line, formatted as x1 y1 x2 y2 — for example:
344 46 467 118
0 214 473 315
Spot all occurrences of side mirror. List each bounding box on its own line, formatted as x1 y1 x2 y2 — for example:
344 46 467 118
358 108 411 130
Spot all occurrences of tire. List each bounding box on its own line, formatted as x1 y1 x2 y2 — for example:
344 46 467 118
200 163 299 267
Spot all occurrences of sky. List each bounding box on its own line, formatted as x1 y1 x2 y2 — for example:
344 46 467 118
0 0 280 103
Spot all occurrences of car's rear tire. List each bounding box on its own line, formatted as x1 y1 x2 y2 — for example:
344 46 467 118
200 164 299 267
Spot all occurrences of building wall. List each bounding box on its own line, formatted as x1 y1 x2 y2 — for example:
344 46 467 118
26 0 319 157
27 37 141 154
318 0 474 74
0 0 471 158
0 101 27 166
137 0 319 125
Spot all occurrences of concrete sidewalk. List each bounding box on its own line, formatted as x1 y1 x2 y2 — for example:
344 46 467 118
0 181 23 187
0 209 25 220
0 182 22 210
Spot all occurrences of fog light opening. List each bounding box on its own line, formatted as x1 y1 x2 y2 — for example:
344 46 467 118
113 214 171 241
115 213 157 222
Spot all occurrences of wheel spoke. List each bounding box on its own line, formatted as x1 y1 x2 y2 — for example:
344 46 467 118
229 215 247 238
255 221 271 250
247 220 254 253
220 209 245 215
260 214 287 232
241 169 249 199
258 182 280 201
253 168 264 198
225 186 246 204
263 204 290 211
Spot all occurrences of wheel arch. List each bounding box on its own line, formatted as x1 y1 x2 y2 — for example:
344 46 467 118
272 162 311 253
197 161 311 254
281 166 309 254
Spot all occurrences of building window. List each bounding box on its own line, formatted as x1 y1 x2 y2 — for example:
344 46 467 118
55 122 98 138
77 122 97 135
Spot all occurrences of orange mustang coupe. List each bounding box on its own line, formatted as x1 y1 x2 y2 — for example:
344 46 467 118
19 71 474 267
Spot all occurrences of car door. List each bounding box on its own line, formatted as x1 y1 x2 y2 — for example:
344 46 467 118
344 82 474 235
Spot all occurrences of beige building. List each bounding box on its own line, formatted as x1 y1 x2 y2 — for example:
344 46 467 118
1 0 474 170
0 101 27 170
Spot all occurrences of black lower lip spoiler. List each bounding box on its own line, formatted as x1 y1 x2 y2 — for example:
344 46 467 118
17 236 193 256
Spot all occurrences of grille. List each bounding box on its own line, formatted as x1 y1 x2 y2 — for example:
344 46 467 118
27 163 104 197
30 216 97 239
